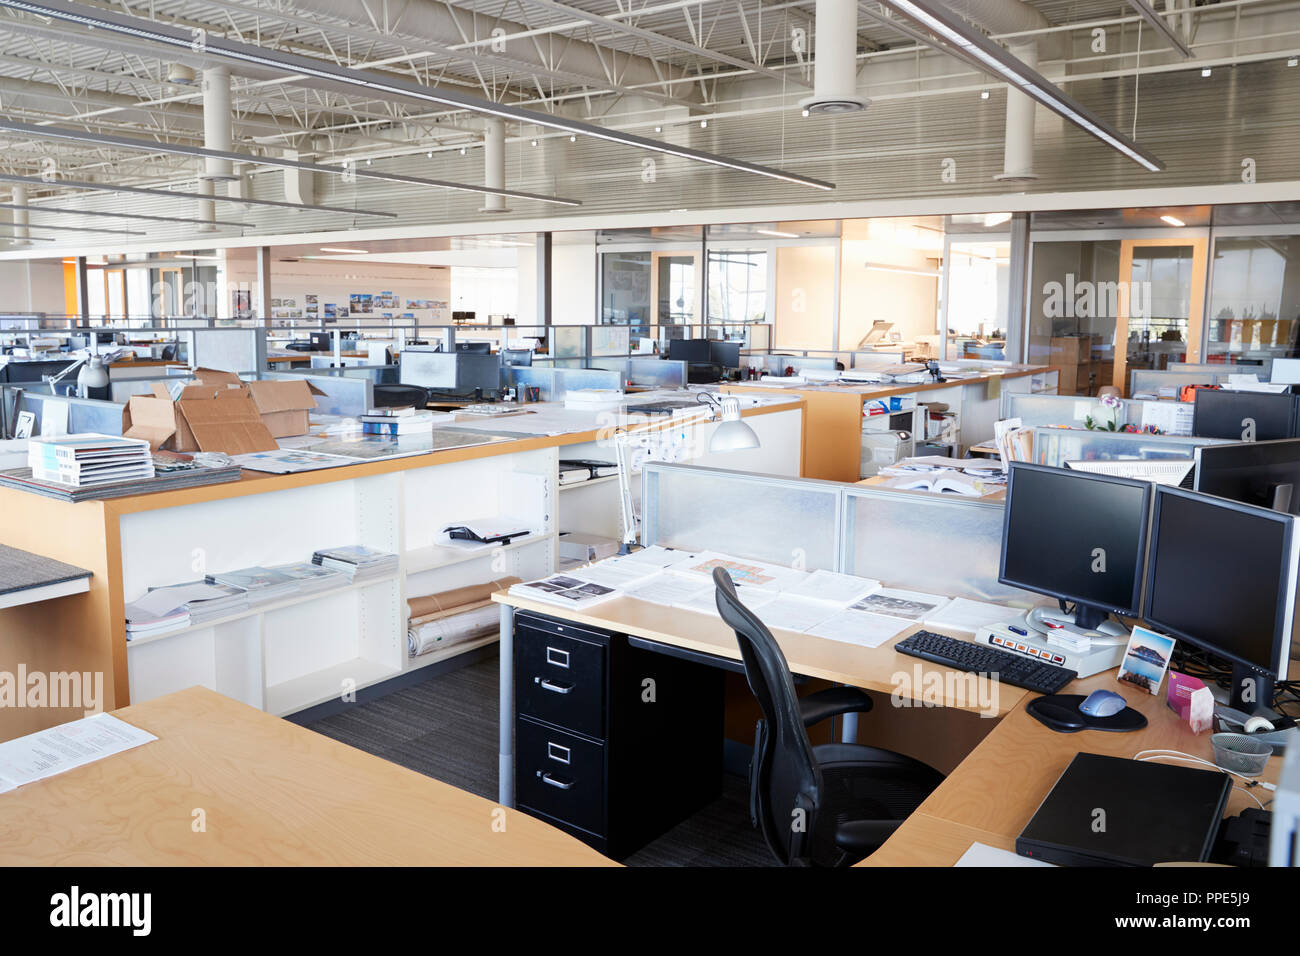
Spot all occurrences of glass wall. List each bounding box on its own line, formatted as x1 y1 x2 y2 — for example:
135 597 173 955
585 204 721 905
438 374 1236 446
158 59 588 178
599 251 651 335
946 240 1009 360
706 249 766 327
1207 235 1300 363
1027 240 1122 395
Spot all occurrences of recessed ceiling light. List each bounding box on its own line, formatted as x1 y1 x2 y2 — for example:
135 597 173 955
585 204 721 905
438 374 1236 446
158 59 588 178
426 150 433 158
1289 57 1298 67
1201 68 1212 77
699 119 708 128
654 125 662 132
756 229 798 238
365 157 372 165
460 146 467 155
569 135 576 142
530 139 538 146
1160 215 1185 227
983 212 1012 227
980 90 990 100
320 246 370 254
801 109 810 117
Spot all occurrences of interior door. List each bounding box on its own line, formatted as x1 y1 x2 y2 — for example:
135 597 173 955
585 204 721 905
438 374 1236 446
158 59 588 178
1114 237 1208 396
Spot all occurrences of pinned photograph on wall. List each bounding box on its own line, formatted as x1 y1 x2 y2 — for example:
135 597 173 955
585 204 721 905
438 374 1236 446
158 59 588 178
1117 625 1176 696
305 294 318 307
350 294 372 313
323 303 337 318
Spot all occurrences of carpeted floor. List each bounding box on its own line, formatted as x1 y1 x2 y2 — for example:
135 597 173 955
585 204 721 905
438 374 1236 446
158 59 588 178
306 651 774 866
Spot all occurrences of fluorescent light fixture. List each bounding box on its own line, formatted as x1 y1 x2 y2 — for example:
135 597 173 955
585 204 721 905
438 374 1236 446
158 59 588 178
0 232 54 241
865 263 941 278
873 0 1165 171
1160 215 1185 227
0 189 245 227
1201 68 1212 77
173 252 223 260
980 90 990 100
1124 0 1193 58
983 212 1013 227
319 247 370 254
756 229 799 238
0 119 581 208
0 0 836 192
0 170 392 219
0 208 144 236
1289 57 1299 67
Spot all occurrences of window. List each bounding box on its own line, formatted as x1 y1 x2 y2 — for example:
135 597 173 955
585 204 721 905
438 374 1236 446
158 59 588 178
600 251 651 334
945 241 1009 360
706 249 766 331
1207 236 1300 362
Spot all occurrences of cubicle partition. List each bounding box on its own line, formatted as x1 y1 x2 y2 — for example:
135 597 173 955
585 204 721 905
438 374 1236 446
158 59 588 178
504 365 623 401
640 462 1036 609
1027 427 1228 467
1002 391 1191 433
1 387 124 438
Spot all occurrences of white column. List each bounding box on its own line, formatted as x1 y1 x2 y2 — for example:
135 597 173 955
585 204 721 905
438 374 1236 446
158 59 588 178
481 119 510 214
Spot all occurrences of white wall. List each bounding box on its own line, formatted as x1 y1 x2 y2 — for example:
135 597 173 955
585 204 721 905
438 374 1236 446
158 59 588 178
0 259 66 314
552 235 597 324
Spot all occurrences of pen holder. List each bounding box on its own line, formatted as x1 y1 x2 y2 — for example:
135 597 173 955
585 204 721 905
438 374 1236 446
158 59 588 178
1210 733 1272 776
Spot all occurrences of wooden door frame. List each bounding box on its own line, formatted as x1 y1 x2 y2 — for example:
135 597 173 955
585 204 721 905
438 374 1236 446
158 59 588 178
1115 236 1209 396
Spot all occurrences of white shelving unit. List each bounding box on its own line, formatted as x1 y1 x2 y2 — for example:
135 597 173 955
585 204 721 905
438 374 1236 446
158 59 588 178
124 445 559 717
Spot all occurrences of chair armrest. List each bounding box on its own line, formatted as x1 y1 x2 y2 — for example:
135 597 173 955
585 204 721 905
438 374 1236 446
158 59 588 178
799 686 874 728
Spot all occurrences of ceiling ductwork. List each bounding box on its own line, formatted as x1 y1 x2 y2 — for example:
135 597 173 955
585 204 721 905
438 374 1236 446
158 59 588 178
291 0 703 104
800 0 869 115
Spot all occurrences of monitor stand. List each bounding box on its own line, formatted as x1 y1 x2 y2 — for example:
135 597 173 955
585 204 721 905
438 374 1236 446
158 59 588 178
1022 604 1128 647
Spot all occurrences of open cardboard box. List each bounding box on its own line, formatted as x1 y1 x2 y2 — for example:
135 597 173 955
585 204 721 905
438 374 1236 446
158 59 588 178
122 369 324 453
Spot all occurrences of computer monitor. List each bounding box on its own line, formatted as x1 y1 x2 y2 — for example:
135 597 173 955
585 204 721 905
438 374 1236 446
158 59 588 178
1143 485 1299 713
708 340 741 369
1194 439 1300 514
309 332 332 351
455 341 491 354
501 348 533 367
999 462 1151 632
667 338 711 364
1193 388 1299 441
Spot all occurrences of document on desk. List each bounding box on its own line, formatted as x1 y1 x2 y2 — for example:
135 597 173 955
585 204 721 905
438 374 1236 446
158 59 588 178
614 545 690 570
754 595 840 634
573 560 661 590
670 552 808 591
0 713 157 791
851 588 951 622
955 842 1054 867
783 569 881 607
924 597 1019 634
674 582 777 617
624 573 713 607
805 609 910 648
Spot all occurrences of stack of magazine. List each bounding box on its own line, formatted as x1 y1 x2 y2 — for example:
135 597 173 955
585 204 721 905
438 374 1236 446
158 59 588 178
27 434 154 486
311 545 399 582
269 561 347 594
204 566 299 605
0 450 241 502
123 581 249 639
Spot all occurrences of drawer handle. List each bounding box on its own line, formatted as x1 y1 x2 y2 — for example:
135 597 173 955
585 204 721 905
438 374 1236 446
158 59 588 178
536 678 573 694
545 646 570 668
539 772 574 790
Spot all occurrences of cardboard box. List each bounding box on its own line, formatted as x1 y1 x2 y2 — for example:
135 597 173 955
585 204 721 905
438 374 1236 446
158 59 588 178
176 385 278 454
122 385 180 450
245 379 324 439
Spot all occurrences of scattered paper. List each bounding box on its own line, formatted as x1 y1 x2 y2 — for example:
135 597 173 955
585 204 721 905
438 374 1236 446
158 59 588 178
0 713 157 790
625 574 713 607
852 588 952 621
784 569 882 607
754 595 840 633
925 597 1019 634
675 583 777 617
806 609 910 648
955 842 1055 867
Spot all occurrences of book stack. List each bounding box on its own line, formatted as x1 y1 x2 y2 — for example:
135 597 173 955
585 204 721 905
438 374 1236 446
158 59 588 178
268 561 348 594
558 458 619 486
28 434 154 487
205 566 299 605
311 545 399 582
0 451 242 502
359 408 447 436
123 581 249 639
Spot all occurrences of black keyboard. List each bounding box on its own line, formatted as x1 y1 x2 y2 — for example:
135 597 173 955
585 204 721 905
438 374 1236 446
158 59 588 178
894 630 1078 695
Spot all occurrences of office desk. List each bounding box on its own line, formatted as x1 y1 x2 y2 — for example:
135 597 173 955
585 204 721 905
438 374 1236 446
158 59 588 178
492 592 1029 806
0 686 616 866
861 669 1284 866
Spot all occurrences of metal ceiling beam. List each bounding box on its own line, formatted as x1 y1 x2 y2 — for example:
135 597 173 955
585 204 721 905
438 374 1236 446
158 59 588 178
0 118 584 207
0 232 54 241
871 0 1165 171
517 0 807 87
0 0 834 191
0 170 397 218
1124 0 1193 58
0 189 247 227
0 206 145 235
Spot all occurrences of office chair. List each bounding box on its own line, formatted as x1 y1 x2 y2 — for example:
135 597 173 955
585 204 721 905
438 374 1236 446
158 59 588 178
712 568 944 866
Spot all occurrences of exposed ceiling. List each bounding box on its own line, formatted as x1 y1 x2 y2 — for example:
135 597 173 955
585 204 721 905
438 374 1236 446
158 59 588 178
0 0 1298 250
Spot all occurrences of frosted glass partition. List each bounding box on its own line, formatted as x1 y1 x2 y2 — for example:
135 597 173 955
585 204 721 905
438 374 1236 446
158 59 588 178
641 463 843 571
840 487 1029 604
1001 392 1184 431
1028 427 1227 468
504 365 622 401
1128 368 1229 398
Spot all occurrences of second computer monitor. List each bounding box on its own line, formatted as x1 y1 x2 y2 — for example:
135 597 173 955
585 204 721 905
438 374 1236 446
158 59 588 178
1000 462 1151 629
1194 438 1300 514
708 340 741 369
1193 388 1299 441
667 338 711 364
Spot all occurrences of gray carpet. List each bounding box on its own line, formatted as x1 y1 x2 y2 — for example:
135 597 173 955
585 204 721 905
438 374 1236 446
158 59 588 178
307 651 774 866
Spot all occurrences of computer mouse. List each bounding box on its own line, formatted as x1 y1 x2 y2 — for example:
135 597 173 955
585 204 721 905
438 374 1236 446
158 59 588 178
1079 689 1127 718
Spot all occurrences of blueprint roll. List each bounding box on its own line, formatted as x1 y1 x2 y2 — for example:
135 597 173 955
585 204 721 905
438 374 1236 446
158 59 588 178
408 604 499 657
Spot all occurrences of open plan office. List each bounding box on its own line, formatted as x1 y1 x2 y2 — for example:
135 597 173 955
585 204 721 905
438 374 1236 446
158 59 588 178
1 0 1300 929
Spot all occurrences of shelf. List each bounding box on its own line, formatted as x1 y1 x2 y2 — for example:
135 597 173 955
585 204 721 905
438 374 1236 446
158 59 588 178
266 657 401 717
0 576 90 610
403 532 555 575
558 475 619 492
124 573 400 648
403 632 500 673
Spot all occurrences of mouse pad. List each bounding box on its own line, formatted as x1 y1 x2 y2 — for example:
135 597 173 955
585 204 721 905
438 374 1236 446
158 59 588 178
1027 694 1149 734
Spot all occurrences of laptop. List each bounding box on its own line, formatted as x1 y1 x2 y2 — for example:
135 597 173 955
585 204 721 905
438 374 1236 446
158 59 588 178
1016 752 1231 866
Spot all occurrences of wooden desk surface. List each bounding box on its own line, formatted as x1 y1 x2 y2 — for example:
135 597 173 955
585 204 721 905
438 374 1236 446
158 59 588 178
495 592 1028 717
861 669 1284 866
0 687 616 866
857 475 1006 502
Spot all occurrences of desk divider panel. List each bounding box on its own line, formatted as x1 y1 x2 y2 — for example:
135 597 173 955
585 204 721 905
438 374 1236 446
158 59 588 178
1028 427 1227 468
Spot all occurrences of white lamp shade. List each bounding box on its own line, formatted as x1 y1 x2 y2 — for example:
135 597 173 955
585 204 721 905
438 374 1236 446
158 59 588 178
708 396 760 452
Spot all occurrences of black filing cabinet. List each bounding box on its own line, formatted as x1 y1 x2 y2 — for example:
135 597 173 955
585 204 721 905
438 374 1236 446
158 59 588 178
513 610 724 859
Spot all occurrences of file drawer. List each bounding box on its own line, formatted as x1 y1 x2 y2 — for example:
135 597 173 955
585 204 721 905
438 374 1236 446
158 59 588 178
516 717 605 836
515 614 606 739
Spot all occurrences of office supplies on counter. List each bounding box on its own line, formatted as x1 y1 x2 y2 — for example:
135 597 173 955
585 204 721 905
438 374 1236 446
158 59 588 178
1167 671 1216 733
0 450 241 502
1015 752 1231 866
1026 692 1148 734
895 630 1078 695
976 621 1124 677
28 433 154 486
